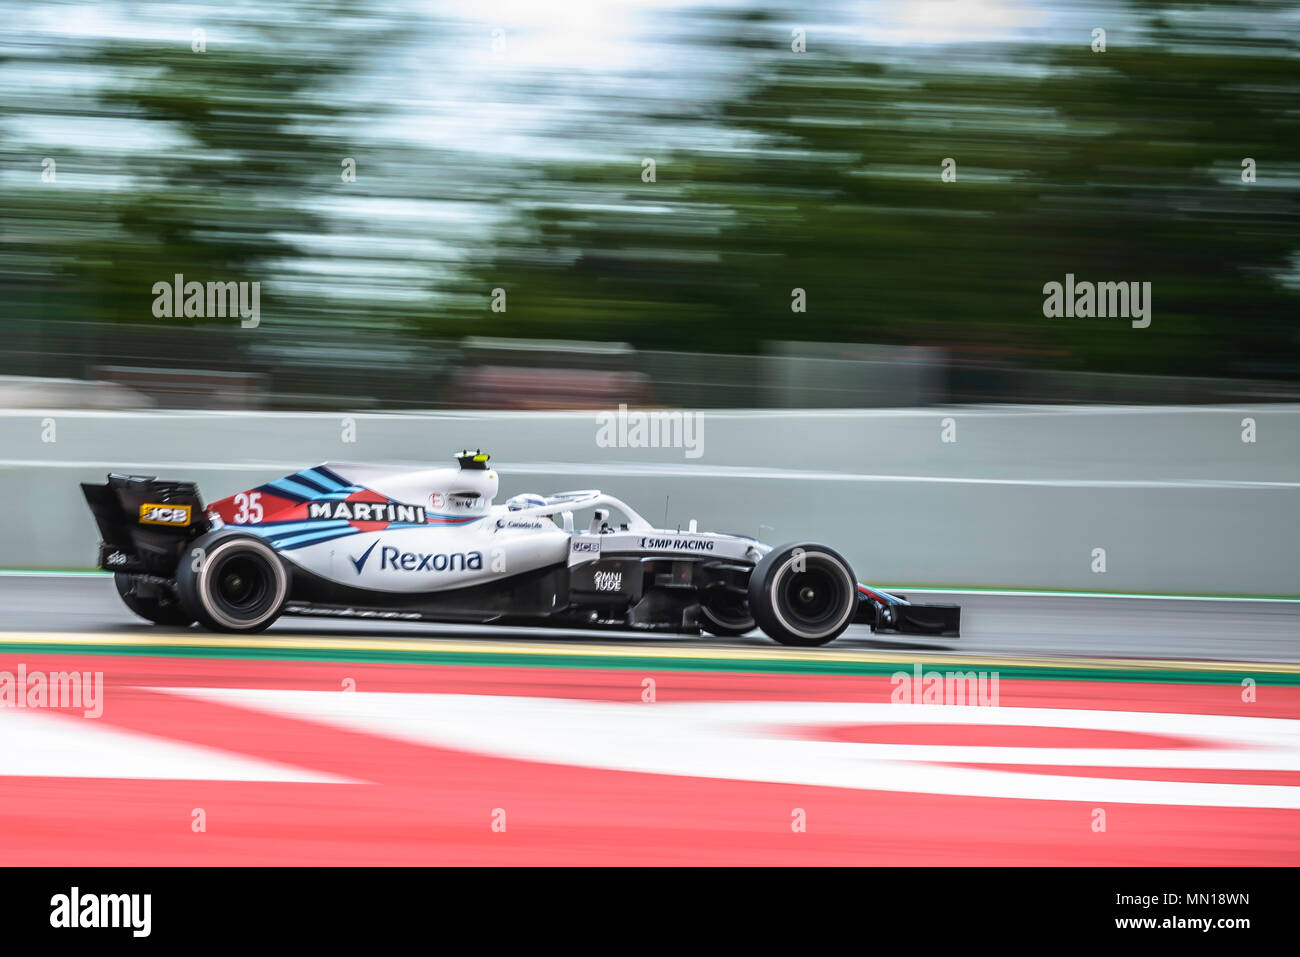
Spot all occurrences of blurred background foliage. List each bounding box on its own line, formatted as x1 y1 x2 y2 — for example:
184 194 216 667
1 0 1297 402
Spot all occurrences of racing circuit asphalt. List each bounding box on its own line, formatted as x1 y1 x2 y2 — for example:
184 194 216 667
3 574 1298 663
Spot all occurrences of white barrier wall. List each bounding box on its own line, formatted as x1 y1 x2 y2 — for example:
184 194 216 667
1 406 1296 596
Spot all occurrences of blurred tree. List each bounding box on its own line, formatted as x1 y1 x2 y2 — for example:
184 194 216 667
0 0 410 329
452 6 1300 380
2 0 1297 387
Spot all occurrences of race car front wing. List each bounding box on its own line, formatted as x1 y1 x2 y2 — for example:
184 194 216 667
855 588 960 637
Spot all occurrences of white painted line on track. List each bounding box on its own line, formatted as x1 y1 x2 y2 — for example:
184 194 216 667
155 689 1300 808
882 587 1300 604
0 706 352 783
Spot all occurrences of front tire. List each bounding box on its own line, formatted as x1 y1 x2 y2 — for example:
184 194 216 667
176 531 289 633
747 543 858 647
699 591 755 637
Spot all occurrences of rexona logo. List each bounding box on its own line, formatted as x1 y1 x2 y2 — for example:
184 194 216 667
139 503 191 526
378 545 483 573
640 536 714 551
308 500 426 524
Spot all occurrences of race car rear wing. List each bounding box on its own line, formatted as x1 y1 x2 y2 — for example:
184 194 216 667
81 474 211 576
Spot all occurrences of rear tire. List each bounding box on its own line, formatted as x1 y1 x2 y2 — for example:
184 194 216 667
114 573 195 627
748 543 858 647
176 531 289 633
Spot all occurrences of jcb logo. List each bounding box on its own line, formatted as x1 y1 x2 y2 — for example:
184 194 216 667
140 503 191 526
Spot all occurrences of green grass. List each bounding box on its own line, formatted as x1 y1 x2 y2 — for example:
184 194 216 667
0 638 1296 685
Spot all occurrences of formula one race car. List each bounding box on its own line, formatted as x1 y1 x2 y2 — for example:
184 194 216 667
81 452 960 646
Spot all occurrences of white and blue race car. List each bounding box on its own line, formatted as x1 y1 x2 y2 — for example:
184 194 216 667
82 451 960 646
